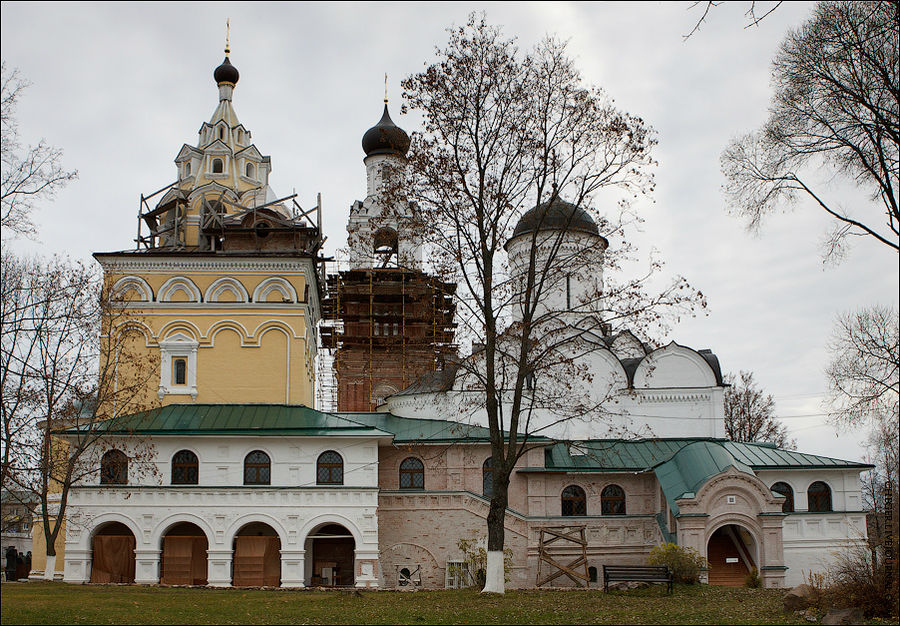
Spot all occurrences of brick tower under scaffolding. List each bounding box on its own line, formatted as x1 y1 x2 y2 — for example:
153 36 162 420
320 98 456 411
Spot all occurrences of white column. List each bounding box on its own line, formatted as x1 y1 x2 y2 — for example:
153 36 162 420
354 549 380 588
207 548 233 587
134 549 160 585
280 549 305 588
63 548 92 584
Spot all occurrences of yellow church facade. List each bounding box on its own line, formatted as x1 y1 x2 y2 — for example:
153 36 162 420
97 257 318 409
33 48 323 579
93 50 323 414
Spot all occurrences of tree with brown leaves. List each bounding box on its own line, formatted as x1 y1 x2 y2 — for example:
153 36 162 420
400 15 705 593
1 254 157 578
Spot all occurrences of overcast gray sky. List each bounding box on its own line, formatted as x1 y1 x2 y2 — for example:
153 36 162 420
3 1 897 463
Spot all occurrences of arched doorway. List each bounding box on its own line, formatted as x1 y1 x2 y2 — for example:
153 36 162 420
160 522 208 585
305 523 355 587
232 522 281 587
90 522 136 583
707 524 757 586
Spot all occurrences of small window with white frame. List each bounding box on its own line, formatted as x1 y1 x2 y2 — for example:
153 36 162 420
158 333 199 399
446 561 471 588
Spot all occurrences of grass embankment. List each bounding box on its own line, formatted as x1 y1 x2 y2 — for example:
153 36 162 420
0 581 821 625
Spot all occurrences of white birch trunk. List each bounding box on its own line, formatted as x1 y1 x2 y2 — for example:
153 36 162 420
481 550 505 594
43 554 56 580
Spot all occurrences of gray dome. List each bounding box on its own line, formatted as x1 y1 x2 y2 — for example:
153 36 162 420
362 104 410 157
511 197 600 240
214 56 239 85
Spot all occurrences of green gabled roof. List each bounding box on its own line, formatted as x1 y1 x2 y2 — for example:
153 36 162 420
335 412 551 444
62 404 392 438
653 441 755 516
538 438 872 472
538 438 871 519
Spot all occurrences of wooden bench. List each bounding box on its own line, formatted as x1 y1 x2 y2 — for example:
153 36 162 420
603 565 673 593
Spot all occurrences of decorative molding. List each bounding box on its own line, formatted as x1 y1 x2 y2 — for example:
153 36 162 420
158 276 202 303
96 256 316 273
205 277 250 303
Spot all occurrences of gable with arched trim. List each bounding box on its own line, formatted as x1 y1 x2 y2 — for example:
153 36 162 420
252 277 297 304
158 277 202 303
111 276 154 302
633 342 718 388
205 277 249 303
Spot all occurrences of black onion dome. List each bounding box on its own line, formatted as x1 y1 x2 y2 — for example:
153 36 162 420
511 197 600 239
362 104 410 157
214 56 240 85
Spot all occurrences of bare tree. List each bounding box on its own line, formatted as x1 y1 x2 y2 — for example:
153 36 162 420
827 305 898 562
721 1 899 262
684 1 784 39
400 15 704 593
1 62 78 239
826 305 899 429
723 370 795 449
0 253 156 578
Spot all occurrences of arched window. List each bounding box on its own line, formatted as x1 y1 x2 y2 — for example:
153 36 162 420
212 158 224 174
807 481 832 512
482 457 493 498
171 450 199 485
601 484 626 515
561 485 586 516
100 450 128 485
173 358 187 385
218 127 225 140
771 482 794 513
316 451 343 485
588 566 598 583
244 450 271 485
399 457 424 490
184 162 191 177
245 162 255 179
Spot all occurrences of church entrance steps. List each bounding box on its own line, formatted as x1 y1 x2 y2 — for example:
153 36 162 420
707 525 754 587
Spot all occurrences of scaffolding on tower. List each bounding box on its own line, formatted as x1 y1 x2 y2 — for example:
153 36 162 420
320 261 457 412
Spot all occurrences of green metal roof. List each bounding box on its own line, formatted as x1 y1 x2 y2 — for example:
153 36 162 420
60 404 549 444
653 441 755 516
336 412 550 444
536 437 871 519
62 404 392 438
539 438 871 472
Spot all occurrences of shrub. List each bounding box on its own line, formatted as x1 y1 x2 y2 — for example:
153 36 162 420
820 541 899 619
647 543 708 584
449 534 514 588
744 568 761 588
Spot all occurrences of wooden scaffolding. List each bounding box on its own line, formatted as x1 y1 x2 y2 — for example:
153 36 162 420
535 526 590 587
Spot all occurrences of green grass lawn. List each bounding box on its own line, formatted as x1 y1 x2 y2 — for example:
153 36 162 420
0 581 824 625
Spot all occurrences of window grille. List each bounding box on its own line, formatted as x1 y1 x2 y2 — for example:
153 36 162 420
561 485 587 516
244 450 271 485
316 451 344 485
399 457 424 490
